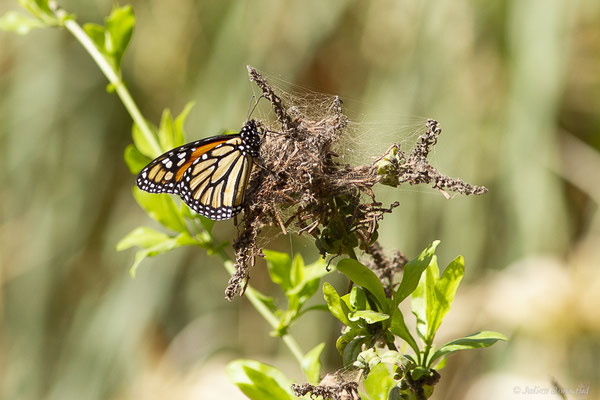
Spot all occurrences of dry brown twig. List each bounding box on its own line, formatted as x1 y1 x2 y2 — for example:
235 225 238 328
224 66 487 300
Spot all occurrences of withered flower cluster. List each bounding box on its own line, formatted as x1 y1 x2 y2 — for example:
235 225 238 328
225 66 487 300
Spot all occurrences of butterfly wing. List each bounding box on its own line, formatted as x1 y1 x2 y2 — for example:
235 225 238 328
177 136 254 220
136 135 232 195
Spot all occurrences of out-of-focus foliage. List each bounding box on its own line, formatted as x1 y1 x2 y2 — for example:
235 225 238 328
1 0 599 399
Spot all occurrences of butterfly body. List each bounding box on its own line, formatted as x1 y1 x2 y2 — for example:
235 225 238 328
137 120 261 221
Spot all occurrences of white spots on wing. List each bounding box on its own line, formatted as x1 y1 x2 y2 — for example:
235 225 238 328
178 152 186 158
177 158 186 166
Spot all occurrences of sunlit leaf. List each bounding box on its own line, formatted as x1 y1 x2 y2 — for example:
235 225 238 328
83 23 106 54
410 366 430 381
323 282 353 327
158 108 175 151
105 5 134 69
264 250 292 292
336 327 369 356
290 253 304 287
411 256 437 342
116 226 169 251
129 232 196 277
426 255 464 341
124 144 151 174
133 187 187 233
343 337 367 367
0 11 45 34
226 360 294 400
17 0 58 25
302 342 325 384
337 258 389 312
347 310 389 324
389 311 420 356
428 331 508 367
431 355 447 370
363 363 394 400
173 102 195 146
285 257 329 300
394 240 439 307
132 121 160 158
349 286 367 311
251 290 278 314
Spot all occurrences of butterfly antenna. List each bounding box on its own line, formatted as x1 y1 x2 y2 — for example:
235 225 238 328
246 95 256 120
247 94 265 120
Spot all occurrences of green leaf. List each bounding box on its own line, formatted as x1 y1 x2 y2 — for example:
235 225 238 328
158 108 175 151
133 187 187 233
285 258 329 300
173 102 195 146
432 356 447 370
411 256 437 342
389 311 420 356
105 5 135 69
394 241 439 307
426 256 464 341
124 144 151 174
226 360 294 400
349 286 367 311
0 11 46 34
410 366 429 381
429 331 508 367
17 0 58 25
363 363 394 400
337 258 389 312
302 342 325 385
290 253 304 287
336 327 369 356
301 304 330 313
83 23 106 54
274 310 297 336
343 337 367 367
348 310 390 324
132 121 160 158
252 291 278 314
264 250 292 292
323 283 353 327
129 232 196 277
116 226 170 251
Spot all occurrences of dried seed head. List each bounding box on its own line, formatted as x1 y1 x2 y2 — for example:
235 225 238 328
224 66 487 300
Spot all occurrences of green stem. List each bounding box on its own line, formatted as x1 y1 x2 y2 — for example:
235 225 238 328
421 340 433 368
51 2 306 369
213 239 306 365
53 7 162 156
226 261 305 364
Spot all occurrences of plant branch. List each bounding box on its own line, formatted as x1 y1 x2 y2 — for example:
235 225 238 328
422 339 433 368
48 2 306 369
50 4 161 156
227 261 306 364
211 236 306 365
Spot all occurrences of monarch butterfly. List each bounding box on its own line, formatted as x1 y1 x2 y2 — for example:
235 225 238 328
136 119 261 221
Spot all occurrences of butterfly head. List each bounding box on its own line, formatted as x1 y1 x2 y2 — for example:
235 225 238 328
241 119 261 157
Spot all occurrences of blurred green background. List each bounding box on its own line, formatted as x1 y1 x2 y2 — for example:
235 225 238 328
1 0 599 399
